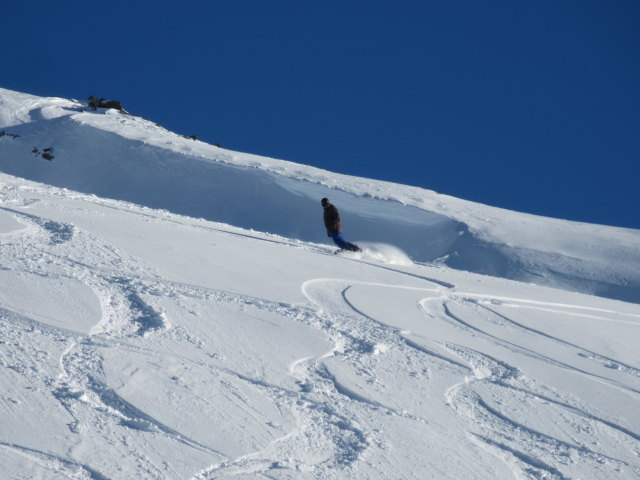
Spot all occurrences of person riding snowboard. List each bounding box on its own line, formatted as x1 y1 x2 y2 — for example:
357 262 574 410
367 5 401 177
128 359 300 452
321 197 361 252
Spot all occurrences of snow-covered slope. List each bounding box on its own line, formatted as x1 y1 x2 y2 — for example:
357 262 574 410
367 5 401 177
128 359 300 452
1 87 639 303
1 88 640 479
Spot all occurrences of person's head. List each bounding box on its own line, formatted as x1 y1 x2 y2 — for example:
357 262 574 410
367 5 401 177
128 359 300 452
321 198 330 208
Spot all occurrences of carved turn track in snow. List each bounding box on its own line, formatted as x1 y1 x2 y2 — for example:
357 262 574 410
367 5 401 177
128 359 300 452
1 175 639 479
300 276 640 479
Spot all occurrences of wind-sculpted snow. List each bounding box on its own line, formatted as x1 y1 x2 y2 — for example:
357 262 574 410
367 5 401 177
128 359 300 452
1 91 640 478
0 175 638 478
0 209 26 234
0 270 100 334
1 88 639 302
0 442 110 480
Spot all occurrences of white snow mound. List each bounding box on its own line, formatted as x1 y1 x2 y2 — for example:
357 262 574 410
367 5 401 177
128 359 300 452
0 88 639 479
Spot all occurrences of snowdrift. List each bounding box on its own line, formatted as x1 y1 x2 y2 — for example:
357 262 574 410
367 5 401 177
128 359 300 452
1 87 639 304
0 88 639 479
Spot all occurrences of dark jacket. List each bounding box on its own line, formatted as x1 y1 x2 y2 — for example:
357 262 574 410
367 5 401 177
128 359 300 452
323 204 342 236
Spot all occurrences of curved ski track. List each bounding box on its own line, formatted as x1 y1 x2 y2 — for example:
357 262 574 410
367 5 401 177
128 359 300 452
0 183 639 479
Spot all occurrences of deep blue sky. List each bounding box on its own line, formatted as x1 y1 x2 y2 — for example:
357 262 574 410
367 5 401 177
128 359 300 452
2 1 639 228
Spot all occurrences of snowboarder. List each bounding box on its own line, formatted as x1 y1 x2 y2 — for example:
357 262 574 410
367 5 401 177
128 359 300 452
321 197 361 253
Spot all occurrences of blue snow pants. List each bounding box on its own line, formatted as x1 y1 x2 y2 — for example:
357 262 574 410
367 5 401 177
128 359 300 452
331 232 350 249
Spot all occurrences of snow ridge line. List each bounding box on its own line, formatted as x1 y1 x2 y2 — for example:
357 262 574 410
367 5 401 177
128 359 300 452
0 203 231 471
478 302 640 379
326 282 640 479
110 276 165 335
459 292 640 320
86 375 223 455
443 344 632 477
190 364 371 478
432 295 640 447
469 434 569 480
54 338 228 460
191 283 396 478
430 297 640 396
0 206 74 245
0 441 111 480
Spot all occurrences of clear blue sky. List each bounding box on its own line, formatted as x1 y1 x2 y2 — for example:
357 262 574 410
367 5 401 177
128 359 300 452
2 0 639 228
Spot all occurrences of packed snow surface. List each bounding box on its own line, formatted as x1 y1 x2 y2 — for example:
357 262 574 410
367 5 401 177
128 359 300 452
1 88 640 479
